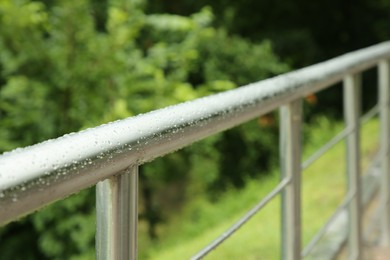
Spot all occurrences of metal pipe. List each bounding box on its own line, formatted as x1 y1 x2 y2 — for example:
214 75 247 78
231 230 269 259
343 74 363 260
280 100 302 260
1 42 390 225
360 105 379 125
302 127 351 171
96 166 138 260
379 59 390 246
302 104 378 172
191 177 291 260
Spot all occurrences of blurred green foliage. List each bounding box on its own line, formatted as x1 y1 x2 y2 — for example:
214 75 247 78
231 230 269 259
148 0 389 118
0 0 289 258
147 0 390 66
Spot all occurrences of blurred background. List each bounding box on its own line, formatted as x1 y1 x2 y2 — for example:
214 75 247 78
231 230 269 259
0 0 388 259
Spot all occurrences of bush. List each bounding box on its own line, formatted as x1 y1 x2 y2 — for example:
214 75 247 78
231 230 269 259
0 1 288 258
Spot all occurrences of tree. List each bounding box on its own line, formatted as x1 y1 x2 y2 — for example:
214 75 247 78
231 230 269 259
0 0 288 258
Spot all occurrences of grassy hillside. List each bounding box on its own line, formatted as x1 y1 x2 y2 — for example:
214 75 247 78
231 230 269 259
142 116 379 259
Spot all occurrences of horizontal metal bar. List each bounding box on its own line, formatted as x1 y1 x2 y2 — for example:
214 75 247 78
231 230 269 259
301 104 379 256
302 128 351 170
302 190 356 257
305 154 381 258
1 42 390 225
190 177 291 260
302 105 379 171
360 105 379 125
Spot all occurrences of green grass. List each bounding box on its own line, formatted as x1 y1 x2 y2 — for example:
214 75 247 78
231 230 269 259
142 117 379 259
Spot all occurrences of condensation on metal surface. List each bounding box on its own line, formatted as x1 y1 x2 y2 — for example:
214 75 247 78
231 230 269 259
1 42 390 225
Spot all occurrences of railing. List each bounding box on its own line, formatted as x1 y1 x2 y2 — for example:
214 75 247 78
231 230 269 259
1 42 390 259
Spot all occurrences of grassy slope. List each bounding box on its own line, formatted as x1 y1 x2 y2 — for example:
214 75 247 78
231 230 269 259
145 117 379 259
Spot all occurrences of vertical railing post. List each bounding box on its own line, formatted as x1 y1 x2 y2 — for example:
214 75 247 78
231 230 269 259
379 60 390 246
343 74 363 260
96 165 139 260
280 99 302 260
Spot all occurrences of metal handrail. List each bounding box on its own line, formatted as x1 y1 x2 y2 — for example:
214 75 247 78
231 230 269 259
1 42 389 225
192 105 380 259
304 151 382 258
1 41 390 259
